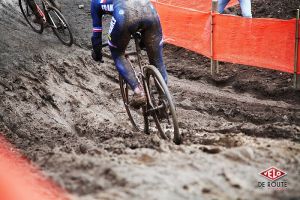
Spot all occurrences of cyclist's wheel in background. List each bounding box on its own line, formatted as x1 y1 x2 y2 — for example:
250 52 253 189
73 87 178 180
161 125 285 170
144 65 182 145
47 6 73 46
19 0 44 33
119 75 148 133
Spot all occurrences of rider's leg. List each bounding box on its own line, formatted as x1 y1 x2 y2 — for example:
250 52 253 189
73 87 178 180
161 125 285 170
109 11 146 107
110 46 140 91
109 39 146 107
108 16 140 91
142 19 168 84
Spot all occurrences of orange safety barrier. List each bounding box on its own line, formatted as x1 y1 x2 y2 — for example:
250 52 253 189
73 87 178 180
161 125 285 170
151 0 238 11
0 135 69 200
153 2 211 57
213 15 298 74
151 1 300 74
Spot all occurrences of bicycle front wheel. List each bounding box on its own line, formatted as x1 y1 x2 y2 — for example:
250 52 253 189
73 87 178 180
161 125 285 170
47 6 73 46
144 65 181 144
19 0 44 33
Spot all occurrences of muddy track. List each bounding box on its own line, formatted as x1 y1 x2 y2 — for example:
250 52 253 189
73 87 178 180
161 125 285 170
0 0 300 199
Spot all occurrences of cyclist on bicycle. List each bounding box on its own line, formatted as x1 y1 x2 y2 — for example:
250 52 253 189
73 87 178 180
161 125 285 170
91 0 168 108
26 0 60 24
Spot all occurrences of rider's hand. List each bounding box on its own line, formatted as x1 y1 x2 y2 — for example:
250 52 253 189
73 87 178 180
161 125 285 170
91 50 103 62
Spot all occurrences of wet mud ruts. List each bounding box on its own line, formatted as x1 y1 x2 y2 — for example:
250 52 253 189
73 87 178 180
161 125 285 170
0 0 299 199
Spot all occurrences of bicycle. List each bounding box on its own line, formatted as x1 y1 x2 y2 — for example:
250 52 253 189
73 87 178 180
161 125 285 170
19 0 73 46
103 32 182 145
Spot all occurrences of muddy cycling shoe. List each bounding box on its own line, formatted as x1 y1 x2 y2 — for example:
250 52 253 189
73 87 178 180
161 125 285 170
130 92 146 109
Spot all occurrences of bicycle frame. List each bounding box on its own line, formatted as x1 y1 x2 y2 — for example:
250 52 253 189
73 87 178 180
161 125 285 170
20 0 73 45
35 0 65 29
133 36 143 72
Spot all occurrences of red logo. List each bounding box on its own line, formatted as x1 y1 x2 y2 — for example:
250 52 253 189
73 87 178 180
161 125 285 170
260 167 287 181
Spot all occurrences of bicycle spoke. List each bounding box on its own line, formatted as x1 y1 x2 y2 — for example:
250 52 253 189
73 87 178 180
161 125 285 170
47 14 57 28
55 13 67 27
47 6 73 46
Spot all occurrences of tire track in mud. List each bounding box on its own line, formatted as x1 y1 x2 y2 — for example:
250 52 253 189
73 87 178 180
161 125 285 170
167 77 300 142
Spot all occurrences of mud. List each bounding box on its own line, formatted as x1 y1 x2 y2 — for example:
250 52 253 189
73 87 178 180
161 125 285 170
0 0 300 199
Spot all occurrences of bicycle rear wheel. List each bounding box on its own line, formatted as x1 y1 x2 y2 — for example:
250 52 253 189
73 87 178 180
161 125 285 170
119 75 148 132
19 0 44 33
144 65 181 144
47 6 73 46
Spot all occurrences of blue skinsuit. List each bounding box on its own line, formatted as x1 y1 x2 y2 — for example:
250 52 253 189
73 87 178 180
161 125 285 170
91 0 167 90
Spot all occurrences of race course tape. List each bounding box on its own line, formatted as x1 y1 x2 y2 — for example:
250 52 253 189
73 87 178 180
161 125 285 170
151 1 300 74
0 134 69 200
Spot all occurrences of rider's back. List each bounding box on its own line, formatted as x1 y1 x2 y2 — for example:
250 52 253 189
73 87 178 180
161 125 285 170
114 0 157 17
114 0 159 33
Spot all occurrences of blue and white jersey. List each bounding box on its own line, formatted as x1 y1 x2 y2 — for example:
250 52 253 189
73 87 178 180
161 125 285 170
90 0 166 90
90 0 160 56
99 0 114 12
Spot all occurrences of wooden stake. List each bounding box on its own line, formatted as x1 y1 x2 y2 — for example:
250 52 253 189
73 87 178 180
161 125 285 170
211 0 219 76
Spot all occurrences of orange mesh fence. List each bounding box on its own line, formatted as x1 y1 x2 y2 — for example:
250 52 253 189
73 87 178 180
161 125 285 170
0 135 69 200
151 0 238 11
153 2 211 57
151 1 299 74
213 15 298 74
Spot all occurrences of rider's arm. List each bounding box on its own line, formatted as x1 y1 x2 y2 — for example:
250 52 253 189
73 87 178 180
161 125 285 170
91 2 103 61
